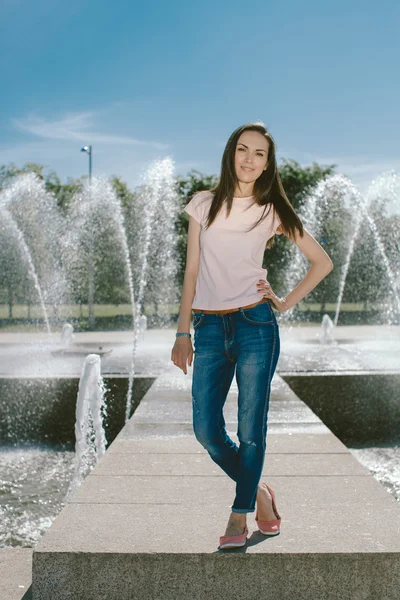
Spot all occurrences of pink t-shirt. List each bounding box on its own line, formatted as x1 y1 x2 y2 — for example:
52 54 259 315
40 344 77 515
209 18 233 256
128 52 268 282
183 190 283 310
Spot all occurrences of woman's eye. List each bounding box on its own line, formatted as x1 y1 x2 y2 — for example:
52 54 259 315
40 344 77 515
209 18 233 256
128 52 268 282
237 147 264 157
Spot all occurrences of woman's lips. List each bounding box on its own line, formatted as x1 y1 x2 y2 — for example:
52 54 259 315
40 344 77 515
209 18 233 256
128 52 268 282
241 166 254 171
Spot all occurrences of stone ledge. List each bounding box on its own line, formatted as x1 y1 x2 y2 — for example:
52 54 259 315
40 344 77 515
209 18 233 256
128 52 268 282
32 552 400 600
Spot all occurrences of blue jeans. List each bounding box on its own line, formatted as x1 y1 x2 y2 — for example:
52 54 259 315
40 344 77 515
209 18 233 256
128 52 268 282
191 299 280 514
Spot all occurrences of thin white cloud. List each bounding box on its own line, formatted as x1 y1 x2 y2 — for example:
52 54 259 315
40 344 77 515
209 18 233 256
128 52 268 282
0 140 82 165
12 111 169 150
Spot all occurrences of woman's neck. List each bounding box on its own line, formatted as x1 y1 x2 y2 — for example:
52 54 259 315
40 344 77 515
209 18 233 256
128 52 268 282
233 185 254 198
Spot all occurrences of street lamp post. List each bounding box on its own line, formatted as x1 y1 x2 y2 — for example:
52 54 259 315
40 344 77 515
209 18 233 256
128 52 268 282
80 145 94 328
80 145 92 182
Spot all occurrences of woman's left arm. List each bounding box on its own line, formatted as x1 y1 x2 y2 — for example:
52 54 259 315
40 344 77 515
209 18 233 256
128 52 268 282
258 226 334 312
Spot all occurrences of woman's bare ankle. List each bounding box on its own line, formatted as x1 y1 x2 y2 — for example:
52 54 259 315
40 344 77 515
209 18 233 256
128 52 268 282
230 511 247 524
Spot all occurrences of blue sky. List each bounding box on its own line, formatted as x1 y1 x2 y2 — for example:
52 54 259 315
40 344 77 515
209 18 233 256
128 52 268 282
1 0 399 208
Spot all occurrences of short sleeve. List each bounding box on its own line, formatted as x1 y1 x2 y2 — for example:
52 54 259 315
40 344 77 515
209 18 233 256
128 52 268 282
182 191 210 225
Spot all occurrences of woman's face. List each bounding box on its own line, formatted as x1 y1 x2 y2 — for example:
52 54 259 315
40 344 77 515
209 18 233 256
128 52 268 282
234 131 269 185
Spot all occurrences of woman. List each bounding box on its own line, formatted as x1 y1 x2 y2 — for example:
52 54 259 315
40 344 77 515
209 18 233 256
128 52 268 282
171 122 333 550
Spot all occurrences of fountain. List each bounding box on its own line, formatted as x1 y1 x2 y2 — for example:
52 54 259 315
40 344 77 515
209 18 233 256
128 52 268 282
64 175 136 332
319 314 335 345
60 323 74 346
124 157 181 422
67 354 107 498
0 205 51 333
0 172 68 330
53 322 113 357
280 171 400 330
138 313 147 340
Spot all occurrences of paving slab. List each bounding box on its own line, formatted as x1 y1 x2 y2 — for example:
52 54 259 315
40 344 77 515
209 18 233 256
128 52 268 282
132 396 321 424
92 447 370 477
105 432 350 454
115 418 332 439
33 473 400 554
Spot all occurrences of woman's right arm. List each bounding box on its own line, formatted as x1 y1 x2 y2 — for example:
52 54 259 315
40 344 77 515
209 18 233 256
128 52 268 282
171 216 201 373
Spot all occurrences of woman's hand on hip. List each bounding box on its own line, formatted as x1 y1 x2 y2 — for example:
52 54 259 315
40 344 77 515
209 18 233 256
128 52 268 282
171 338 193 375
256 279 289 313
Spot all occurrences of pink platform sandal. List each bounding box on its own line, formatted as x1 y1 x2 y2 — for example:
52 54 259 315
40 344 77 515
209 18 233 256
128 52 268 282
255 483 281 536
219 526 249 550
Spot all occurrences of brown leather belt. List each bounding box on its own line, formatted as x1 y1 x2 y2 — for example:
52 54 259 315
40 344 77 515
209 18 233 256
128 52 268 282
192 297 270 315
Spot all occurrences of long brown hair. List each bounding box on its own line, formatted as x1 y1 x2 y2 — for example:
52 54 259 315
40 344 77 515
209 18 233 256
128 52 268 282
195 122 304 247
